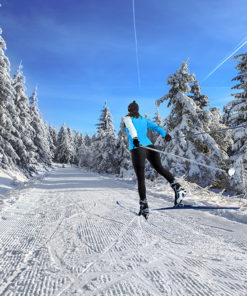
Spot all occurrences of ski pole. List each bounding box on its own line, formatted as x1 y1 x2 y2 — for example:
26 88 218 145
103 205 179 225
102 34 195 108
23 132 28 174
171 123 247 140
140 145 235 176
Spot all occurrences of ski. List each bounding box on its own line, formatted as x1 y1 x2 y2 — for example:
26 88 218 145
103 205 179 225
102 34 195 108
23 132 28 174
116 201 170 234
116 201 139 216
152 205 240 211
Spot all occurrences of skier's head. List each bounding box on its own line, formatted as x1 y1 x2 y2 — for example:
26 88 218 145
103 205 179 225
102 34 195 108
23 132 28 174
128 100 140 118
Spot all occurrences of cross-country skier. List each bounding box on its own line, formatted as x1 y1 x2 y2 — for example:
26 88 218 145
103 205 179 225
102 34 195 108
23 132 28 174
123 101 186 219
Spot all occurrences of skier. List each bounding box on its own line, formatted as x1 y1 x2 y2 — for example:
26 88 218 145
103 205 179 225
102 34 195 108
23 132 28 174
123 101 186 219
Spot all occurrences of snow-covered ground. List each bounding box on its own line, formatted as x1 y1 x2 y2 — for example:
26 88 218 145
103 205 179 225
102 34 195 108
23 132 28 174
0 166 52 213
0 166 247 295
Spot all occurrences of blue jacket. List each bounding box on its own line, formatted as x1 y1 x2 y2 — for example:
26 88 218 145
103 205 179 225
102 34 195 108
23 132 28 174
123 116 167 150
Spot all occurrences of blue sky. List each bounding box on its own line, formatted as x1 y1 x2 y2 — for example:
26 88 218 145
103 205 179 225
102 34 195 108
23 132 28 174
0 0 246 135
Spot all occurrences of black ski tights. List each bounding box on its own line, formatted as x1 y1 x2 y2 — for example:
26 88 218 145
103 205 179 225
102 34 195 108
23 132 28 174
131 145 175 201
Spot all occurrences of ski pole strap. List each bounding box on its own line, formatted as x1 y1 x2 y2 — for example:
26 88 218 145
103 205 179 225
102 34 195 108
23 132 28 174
141 145 227 174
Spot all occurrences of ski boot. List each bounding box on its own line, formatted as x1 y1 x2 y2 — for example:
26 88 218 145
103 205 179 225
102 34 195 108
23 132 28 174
171 182 186 207
138 199 149 220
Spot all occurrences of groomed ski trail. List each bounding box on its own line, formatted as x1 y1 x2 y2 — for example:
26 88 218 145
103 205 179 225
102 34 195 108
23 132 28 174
0 167 246 296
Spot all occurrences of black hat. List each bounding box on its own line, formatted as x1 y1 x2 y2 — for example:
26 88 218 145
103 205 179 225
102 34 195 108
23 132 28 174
128 100 139 112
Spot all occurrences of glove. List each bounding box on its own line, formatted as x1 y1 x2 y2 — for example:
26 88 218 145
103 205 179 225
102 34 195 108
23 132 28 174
133 137 140 147
164 134 172 141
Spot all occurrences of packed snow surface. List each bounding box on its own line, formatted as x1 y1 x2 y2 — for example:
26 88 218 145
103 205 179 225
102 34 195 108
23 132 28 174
0 167 247 296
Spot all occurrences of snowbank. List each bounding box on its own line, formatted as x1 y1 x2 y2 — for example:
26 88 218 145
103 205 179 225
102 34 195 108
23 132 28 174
0 164 58 212
145 177 247 224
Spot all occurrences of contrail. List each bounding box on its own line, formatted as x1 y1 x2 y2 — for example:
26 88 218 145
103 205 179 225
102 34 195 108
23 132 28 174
132 0 141 89
203 38 247 82
234 36 247 49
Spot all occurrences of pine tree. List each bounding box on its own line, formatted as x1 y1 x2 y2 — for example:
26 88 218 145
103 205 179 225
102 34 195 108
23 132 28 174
96 102 114 133
74 131 84 165
116 118 132 177
231 53 247 101
55 123 74 164
223 53 247 193
74 131 82 150
67 127 76 163
77 133 89 168
89 129 104 171
190 80 209 109
207 107 233 155
153 105 163 126
0 28 25 169
29 88 52 165
84 133 91 146
224 53 247 126
157 58 195 108
154 60 230 187
49 125 58 160
12 64 38 172
149 105 164 143
78 132 92 168
91 103 118 174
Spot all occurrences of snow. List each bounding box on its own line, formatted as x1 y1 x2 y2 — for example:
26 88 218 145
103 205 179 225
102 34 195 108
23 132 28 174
0 166 247 295
155 63 233 188
0 169 27 201
0 165 53 212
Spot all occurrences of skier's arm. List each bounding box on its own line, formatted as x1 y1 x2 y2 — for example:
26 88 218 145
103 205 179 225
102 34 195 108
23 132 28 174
123 116 138 139
147 119 167 138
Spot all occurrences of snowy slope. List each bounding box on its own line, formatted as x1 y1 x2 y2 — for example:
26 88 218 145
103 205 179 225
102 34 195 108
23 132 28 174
0 167 247 296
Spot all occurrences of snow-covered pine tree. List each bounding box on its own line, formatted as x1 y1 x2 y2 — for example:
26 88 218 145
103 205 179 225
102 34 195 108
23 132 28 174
29 88 52 165
77 132 93 168
90 128 105 172
74 131 84 165
149 105 164 143
207 107 233 157
84 133 91 146
12 63 39 172
77 133 90 168
74 131 83 150
116 118 132 177
223 52 247 193
157 58 195 107
155 60 230 187
153 105 163 126
190 80 209 109
0 28 25 169
55 123 75 164
96 102 114 133
188 76 233 160
189 78 232 158
91 103 118 174
67 127 76 164
49 125 58 160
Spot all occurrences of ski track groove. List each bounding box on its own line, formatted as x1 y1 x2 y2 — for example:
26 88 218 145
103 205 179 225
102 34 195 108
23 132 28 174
0 167 247 296
56 214 139 295
152 207 247 255
49 192 142 294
